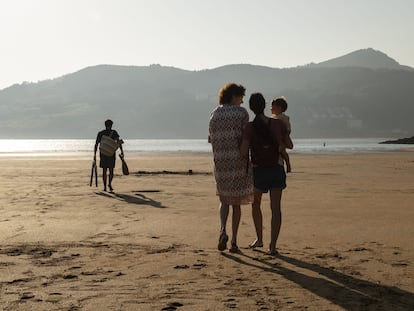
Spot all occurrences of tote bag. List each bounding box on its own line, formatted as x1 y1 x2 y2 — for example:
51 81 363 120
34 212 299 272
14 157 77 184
99 133 119 156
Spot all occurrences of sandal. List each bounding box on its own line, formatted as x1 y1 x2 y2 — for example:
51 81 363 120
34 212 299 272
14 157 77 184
249 240 263 248
218 232 228 251
229 243 240 253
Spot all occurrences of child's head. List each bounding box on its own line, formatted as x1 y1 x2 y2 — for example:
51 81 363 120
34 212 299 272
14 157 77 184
271 97 288 114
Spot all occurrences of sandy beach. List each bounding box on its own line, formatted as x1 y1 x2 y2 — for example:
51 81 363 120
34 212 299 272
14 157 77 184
0 151 413 310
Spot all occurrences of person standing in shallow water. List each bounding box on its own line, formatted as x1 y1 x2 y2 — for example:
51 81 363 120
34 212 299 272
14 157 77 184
94 119 124 192
209 83 254 253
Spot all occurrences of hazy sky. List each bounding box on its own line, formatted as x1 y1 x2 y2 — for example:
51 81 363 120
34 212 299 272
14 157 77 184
1 0 413 89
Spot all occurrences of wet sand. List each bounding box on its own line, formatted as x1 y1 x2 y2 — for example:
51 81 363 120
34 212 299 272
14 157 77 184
0 151 413 310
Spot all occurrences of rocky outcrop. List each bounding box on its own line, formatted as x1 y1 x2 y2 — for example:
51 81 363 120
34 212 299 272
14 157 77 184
380 136 414 144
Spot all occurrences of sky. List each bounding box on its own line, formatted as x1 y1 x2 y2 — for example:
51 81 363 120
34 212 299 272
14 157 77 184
1 0 413 90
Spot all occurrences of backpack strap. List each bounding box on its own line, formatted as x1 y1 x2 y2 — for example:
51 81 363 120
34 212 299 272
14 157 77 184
267 118 277 145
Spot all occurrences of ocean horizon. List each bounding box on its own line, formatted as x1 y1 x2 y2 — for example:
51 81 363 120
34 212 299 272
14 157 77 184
0 138 412 157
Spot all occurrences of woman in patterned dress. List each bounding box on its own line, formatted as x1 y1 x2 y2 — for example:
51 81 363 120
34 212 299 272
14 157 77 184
209 83 254 252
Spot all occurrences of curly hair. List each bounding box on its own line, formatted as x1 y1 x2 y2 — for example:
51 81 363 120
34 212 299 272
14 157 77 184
218 83 246 105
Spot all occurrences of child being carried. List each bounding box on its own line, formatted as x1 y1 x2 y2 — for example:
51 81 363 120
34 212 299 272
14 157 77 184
271 97 292 173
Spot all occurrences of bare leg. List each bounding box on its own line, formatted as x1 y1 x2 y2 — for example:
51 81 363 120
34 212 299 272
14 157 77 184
269 189 282 254
250 192 263 247
219 203 229 233
231 205 241 246
218 203 229 251
102 168 107 191
108 168 114 191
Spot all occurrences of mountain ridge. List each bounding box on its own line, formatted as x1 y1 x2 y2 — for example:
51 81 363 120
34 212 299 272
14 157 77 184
0 48 413 139
3 48 412 92
307 48 413 70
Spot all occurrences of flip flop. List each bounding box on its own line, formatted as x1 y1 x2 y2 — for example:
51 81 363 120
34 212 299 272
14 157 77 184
249 241 263 248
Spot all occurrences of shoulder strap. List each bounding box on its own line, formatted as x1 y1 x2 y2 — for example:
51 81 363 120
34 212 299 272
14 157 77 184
267 118 275 144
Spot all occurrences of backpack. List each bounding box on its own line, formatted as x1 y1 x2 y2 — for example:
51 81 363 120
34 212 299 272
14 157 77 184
250 119 279 167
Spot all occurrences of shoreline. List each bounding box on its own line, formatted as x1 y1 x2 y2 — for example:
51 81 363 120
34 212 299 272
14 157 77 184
0 146 413 158
1 137 413 157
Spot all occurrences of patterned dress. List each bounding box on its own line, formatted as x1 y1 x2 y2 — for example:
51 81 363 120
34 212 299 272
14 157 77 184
209 104 254 205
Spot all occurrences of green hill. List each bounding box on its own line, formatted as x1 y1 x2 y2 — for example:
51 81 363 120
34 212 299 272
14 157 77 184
0 49 413 139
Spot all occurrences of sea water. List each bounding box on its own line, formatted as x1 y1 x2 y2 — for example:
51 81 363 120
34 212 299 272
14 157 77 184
0 138 411 156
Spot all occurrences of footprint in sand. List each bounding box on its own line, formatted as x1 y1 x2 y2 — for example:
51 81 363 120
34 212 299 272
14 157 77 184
192 263 207 269
193 249 209 256
20 292 35 300
348 247 370 252
224 303 238 309
391 261 409 267
63 274 78 280
222 298 238 309
161 302 184 310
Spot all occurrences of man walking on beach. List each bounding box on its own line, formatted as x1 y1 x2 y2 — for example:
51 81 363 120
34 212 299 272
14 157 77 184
94 119 124 192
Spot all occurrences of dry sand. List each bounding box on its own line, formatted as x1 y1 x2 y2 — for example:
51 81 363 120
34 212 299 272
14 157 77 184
0 151 413 310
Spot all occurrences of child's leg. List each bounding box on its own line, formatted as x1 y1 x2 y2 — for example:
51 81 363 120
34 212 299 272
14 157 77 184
285 153 291 173
280 149 291 173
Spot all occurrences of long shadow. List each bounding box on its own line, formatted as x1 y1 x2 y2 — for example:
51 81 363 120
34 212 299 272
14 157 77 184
277 253 414 309
222 251 414 310
96 191 167 208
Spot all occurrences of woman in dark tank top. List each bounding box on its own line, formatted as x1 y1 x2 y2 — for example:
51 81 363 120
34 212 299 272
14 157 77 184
241 93 293 255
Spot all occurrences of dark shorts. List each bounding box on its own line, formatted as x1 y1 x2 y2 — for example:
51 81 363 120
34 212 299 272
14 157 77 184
100 153 116 168
253 165 286 193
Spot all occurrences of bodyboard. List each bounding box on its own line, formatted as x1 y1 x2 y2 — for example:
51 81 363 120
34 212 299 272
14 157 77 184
90 160 98 187
94 160 98 186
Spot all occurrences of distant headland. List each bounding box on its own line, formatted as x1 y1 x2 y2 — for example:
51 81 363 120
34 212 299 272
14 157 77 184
379 136 414 144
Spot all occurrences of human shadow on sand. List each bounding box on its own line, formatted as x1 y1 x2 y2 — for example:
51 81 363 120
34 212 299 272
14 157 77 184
222 251 414 310
96 191 167 208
